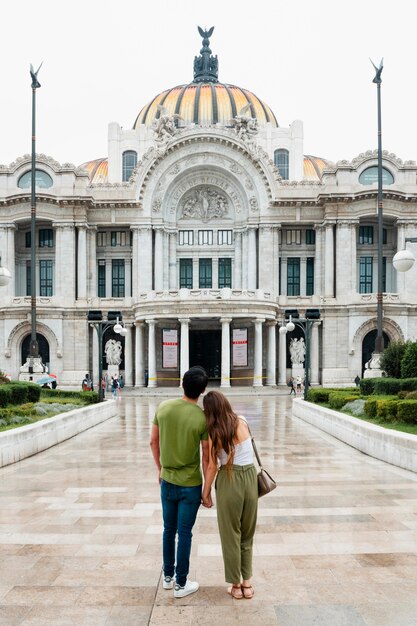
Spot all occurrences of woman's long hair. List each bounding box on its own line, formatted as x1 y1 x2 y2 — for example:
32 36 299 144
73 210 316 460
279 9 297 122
203 390 239 477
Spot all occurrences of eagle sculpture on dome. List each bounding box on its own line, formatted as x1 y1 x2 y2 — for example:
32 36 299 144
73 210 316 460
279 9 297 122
198 26 214 41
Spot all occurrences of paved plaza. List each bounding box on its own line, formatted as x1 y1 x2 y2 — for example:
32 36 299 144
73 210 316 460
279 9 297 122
1 394 417 625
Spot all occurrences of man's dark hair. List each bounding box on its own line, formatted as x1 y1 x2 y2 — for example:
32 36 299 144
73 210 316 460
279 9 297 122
182 366 208 399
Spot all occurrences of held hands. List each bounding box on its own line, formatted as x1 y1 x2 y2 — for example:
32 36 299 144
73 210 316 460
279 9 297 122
201 492 213 508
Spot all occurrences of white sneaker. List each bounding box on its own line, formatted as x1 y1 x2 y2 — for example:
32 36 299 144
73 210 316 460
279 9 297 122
163 575 175 589
174 580 199 598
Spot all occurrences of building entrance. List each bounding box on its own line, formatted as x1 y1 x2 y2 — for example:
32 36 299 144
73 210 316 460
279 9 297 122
362 330 389 375
189 330 221 380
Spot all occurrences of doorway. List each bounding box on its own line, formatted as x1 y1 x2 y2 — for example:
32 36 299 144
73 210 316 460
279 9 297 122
21 333 50 371
189 330 221 380
362 330 389 375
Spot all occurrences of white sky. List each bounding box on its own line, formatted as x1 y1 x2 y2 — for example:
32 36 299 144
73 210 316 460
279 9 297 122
1 0 416 167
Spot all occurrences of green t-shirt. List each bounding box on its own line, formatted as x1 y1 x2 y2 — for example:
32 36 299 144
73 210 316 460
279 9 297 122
153 398 208 487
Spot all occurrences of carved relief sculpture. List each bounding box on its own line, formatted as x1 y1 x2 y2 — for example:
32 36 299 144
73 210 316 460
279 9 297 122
153 105 183 143
289 338 305 365
180 187 229 222
104 339 123 366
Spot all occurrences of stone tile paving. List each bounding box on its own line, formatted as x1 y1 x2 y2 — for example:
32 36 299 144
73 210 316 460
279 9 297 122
0 395 416 625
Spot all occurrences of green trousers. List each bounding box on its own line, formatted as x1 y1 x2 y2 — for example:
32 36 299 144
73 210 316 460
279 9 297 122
215 464 258 584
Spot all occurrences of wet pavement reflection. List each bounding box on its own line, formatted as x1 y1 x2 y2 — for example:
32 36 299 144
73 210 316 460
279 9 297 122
0 394 417 625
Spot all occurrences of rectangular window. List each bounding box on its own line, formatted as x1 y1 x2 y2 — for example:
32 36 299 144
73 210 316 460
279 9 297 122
97 260 106 297
111 231 128 246
287 258 300 296
179 230 194 245
199 258 212 288
39 260 53 296
306 229 316 245
359 225 374 244
217 230 233 245
219 258 232 288
111 259 125 297
26 261 31 296
25 232 31 248
383 228 387 245
383 256 386 292
198 230 213 245
97 232 107 247
306 257 314 295
286 229 301 245
39 229 53 248
179 259 193 288
359 256 373 293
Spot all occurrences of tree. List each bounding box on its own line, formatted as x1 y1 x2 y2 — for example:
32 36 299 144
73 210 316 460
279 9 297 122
401 341 417 379
380 341 407 378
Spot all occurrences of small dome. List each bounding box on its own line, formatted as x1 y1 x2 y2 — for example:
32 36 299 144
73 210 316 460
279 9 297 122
303 155 332 181
134 83 278 130
80 158 108 183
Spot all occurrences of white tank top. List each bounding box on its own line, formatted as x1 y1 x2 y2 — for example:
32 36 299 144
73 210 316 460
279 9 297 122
218 436 254 466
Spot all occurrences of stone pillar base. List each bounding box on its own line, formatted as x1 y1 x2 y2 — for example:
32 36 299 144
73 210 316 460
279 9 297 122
19 357 47 382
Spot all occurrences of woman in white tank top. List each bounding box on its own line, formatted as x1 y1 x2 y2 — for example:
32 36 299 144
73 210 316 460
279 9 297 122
202 390 258 599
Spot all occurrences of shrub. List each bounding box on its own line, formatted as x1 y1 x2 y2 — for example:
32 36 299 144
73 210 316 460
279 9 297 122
380 341 407 378
373 378 402 396
9 385 28 405
398 391 408 399
405 391 417 400
328 393 359 410
40 389 99 403
80 391 99 404
0 386 12 407
307 388 332 403
377 399 399 420
364 397 378 418
401 341 417 379
397 400 417 424
400 378 417 392
26 384 41 402
359 378 377 396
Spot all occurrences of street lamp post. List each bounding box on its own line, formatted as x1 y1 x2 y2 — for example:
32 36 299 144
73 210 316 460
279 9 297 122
87 311 127 402
29 63 42 372
371 58 385 358
279 309 320 400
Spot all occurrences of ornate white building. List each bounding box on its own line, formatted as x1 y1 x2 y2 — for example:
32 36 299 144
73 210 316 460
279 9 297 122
0 28 416 388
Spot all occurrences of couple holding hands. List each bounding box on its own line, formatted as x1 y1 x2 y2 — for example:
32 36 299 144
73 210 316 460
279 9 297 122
150 366 257 600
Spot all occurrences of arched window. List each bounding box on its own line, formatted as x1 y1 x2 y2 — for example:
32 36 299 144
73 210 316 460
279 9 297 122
18 170 53 189
359 166 394 185
122 150 137 182
274 149 289 180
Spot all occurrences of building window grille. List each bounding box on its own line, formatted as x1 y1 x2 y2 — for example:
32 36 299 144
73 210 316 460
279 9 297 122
179 259 193 288
26 261 31 296
382 228 387 245
383 256 386 292
198 230 213 245
39 229 53 247
179 230 194 245
122 150 137 182
306 229 316 245
39 260 53 296
219 258 232 288
97 232 107 247
97 260 106 297
199 258 212 288
359 225 374 244
111 231 128 247
25 232 31 248
306 257 314 295
274 148 289 180
111 259 125 297
287 258 300 296
359 256 373 293
286 229 301 245
217 230 232 245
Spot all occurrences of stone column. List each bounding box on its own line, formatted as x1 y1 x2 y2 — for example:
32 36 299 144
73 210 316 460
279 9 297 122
336 221 357 297
266 320 277 386
300 257 307 297
179 318 190 380
314 224 322 296
281 258 287 296
54 223 75 302
0 224 16 298
124 324 133 386
76 224 87 299
248 226 257 290
154 227 164 291
135 322 145 387
138 227 152 292
258 225 276 294
234 230 242 289
92 325 99 388
131 226 139 300
241 229 248 289
310 322 320 385
88 226 97 298
253 317 265 387
278 325 287 385
220 317 232 388
324 221 335 297
169 230 177 289
146 319 157 388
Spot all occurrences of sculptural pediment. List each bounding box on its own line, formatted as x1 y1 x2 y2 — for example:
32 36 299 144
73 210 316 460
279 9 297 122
179 186 230 222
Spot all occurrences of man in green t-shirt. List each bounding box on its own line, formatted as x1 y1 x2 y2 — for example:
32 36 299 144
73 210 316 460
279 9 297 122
150 366 209 598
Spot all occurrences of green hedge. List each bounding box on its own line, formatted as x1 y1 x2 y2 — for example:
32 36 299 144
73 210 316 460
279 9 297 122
373 378 402 396
400 378 417 392
40 389 99 403
397 400 417 424
364 397 378 418
359 378 377 396
307 388 332 403
328 393 360 410
376 399 400 420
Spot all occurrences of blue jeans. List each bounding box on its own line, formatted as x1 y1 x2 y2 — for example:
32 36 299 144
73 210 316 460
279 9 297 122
160 479 201 587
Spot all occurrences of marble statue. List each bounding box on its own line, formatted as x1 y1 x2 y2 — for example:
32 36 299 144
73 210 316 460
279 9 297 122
104 339 123 366
289 337 305 365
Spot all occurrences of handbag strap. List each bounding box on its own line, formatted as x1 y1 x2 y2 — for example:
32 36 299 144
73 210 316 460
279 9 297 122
244 421 263 469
